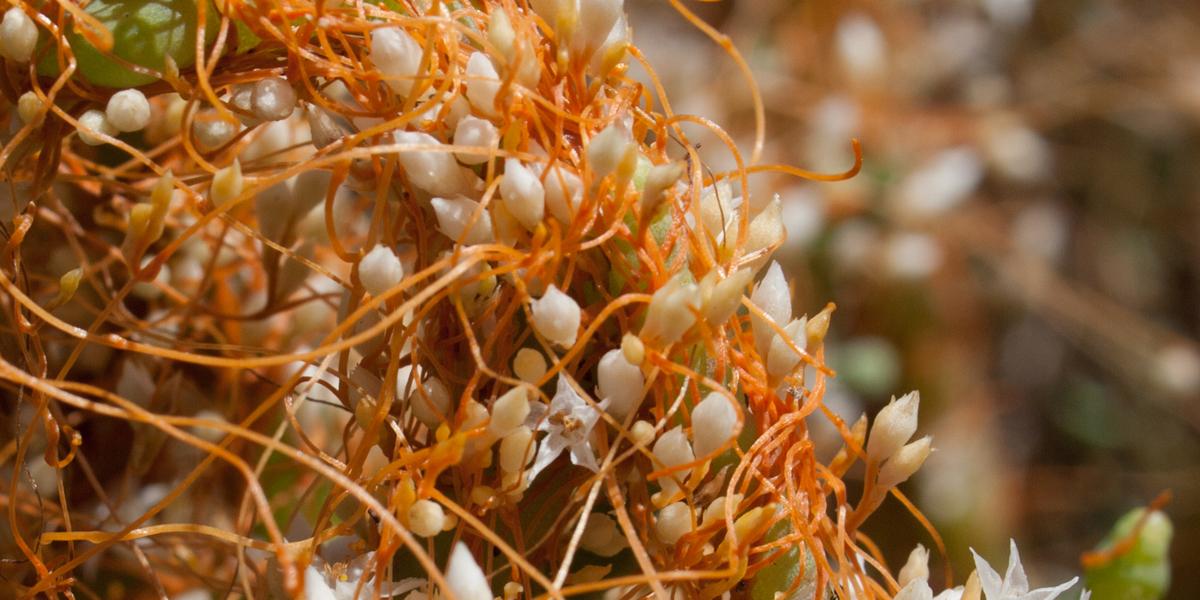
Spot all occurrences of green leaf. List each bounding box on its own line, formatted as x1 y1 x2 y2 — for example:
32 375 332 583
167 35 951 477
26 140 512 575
1084 509 1173 600
37 0 220 88
751 520 823 600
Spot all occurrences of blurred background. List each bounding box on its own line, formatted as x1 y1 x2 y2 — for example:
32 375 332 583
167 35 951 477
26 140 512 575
629 0 1199 597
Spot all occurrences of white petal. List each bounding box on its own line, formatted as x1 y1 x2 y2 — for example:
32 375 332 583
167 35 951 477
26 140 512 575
304 564 338 600
970 548 1004 600
1002 539 1029 596
445 542 492 600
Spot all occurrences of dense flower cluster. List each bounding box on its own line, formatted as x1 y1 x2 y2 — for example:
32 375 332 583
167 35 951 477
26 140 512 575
0 0 1111 599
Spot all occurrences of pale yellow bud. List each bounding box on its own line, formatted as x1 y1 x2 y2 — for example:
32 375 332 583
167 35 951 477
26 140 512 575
499 426 535 473
513 348 547 383
701 268 754 326
655 502 693 545
210 160 243 207
620 332 645 366
898 544 930 588
408 499 445 537
877 436 932 489
629 420 655 446
488 386 530 437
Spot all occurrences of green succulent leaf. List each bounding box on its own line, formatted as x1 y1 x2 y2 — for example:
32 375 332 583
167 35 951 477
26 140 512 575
37 0 220 88
1084 509 1173 600
752 520 823 600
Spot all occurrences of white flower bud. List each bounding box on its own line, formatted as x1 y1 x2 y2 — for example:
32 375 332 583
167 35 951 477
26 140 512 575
465 52 501 116
500 159 545 230
358 245 404 298
580 512 626 557
371 26 422 95
446 542 492 600
640 274 699 346
307 105 346 149
750 262 791 357
488 8 516 62
766 317 808 379
210 160 244 206
408 499 445 537
877 436 932 489
641 161 684 215
453 116 499 165
597 348 643 420
0 8 37 63
499 425 536 473
542 163 582 223
513 348 547 384
77 109 117 146
106 89 151 133
743 195 784 270
431 195 494 245
192 112 240 151
574 0 623 61
691 392 737 458
251 77 296 122
587 122 634 180
701 268 754 326
398 365 452 428
866 391 920 463
894 580 934 600
254 181 295 244
393 131 479 197
899 544 930 588
488 386 529 437
629 420 655 446
17 91 43 125
700 494 743 528
655 502 692 545
652 426 694 497
530 284 580 347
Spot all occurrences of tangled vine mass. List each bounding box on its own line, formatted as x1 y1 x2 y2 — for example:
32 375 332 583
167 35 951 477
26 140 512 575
0 0 1026 598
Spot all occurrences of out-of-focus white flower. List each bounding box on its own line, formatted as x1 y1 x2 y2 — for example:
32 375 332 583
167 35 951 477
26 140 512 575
525 375 605 481
894 148 983 220
836 13 887 86
884 232 943 281
972 540 1080 600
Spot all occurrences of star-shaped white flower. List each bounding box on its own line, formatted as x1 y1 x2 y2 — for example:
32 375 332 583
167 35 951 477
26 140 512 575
525 375 606 482
303 538 424 600
971 540 1079 600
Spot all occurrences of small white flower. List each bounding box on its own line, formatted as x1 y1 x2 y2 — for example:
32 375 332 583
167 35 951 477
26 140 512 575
304 546 424 600
971 540 1079 600
525 375 605 481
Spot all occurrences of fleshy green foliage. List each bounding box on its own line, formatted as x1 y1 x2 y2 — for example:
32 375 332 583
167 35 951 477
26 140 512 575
1084 509 1173 600
37 0 219 87
752 520 821 600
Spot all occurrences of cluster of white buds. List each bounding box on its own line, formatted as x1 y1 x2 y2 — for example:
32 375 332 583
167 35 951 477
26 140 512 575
866 391 932 489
